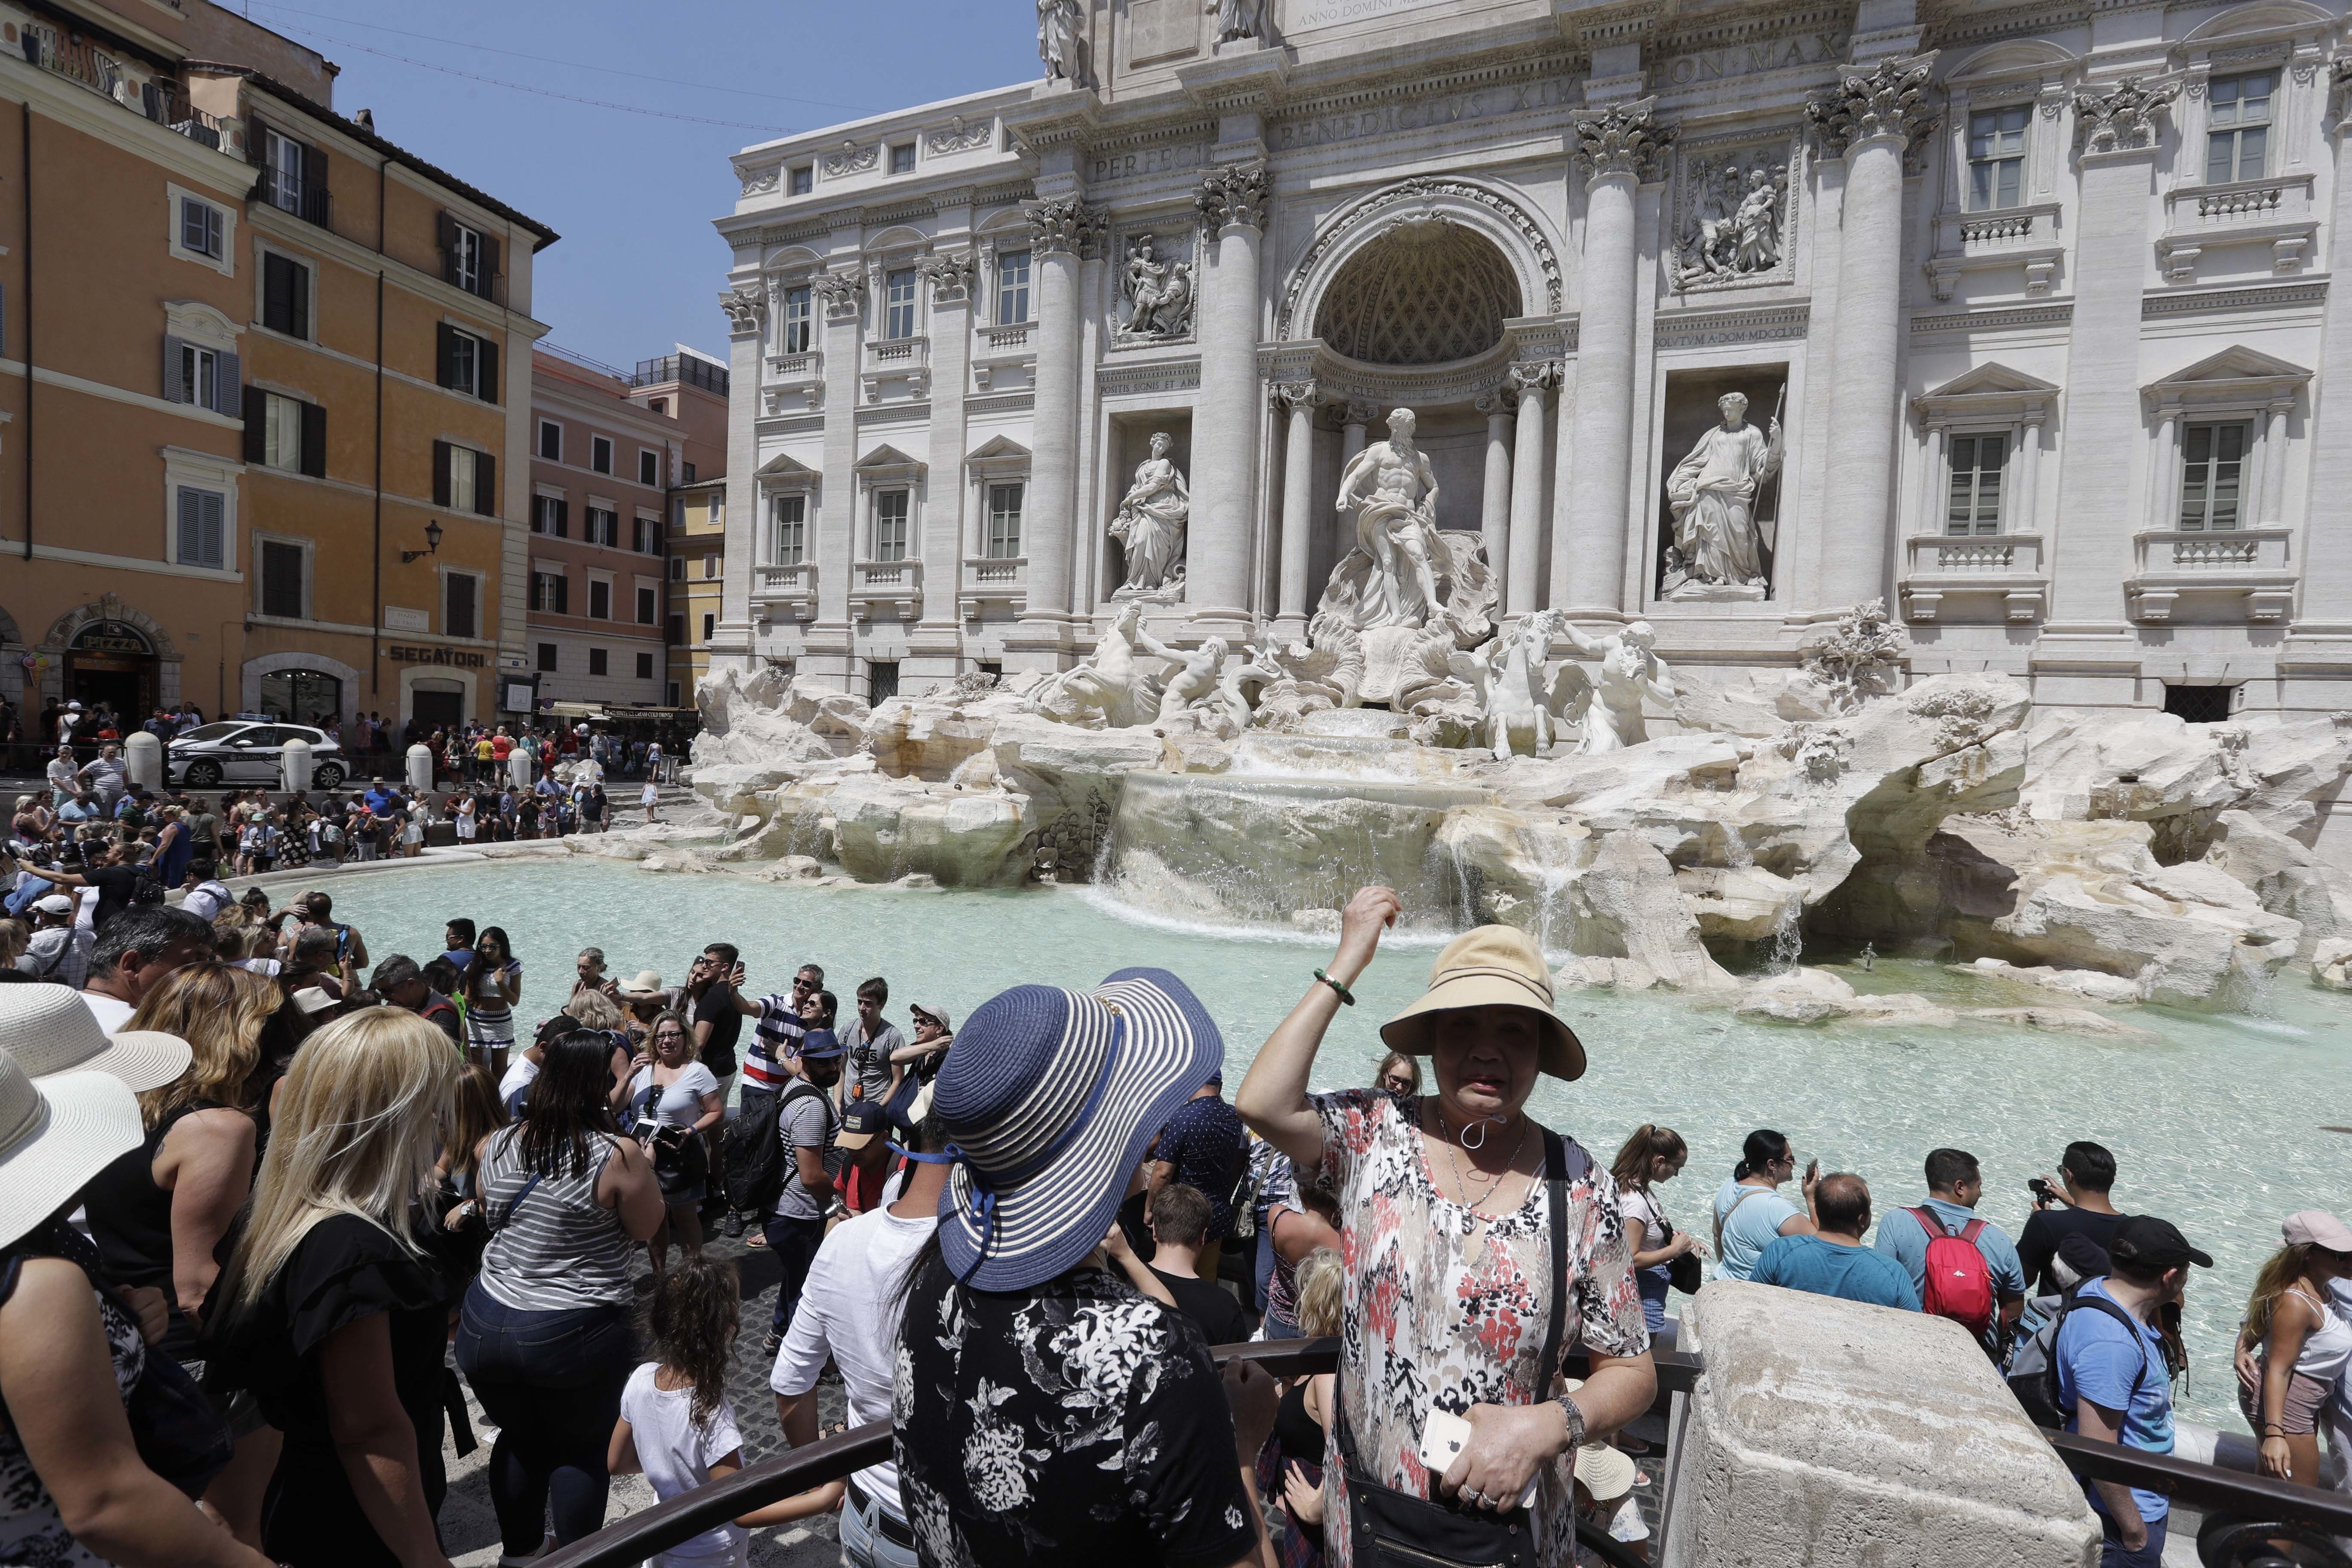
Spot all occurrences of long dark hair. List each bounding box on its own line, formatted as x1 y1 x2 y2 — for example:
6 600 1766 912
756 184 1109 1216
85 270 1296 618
1611 1124 1687 1192
511 1031 621 1178
465 925 513 1008
1733 1129 1790 1182
646 1255 738 1429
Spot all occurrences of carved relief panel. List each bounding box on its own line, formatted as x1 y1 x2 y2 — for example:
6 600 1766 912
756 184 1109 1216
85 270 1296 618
1670 129 1802 294
1109 226 1199 346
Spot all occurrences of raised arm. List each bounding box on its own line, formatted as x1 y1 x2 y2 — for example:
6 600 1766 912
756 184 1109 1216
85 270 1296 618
1236 885 1399 1169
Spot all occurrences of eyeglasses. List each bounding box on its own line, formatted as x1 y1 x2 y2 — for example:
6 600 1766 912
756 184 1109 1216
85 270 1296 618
1381 1075 1415 1092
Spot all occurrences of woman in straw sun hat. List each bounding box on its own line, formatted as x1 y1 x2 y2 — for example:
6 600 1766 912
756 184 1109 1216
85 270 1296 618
1237 887 1655 1568
0 1047 274 1568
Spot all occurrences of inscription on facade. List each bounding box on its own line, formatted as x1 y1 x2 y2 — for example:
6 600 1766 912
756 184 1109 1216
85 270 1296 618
1089 141 1207 184
1274 77 1574 152
1292 0 1449 30
1663 34 1846 86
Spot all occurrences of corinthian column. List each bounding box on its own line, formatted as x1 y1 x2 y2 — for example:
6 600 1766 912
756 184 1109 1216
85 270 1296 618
1272 380 1318 634
1507 362 1558 617
1807 58 1938 611
1563 101 1672 618
1477 392 1513 600
2297 65 2352 638
1011 197 1101 653
1190 161 1271 632
915 249 975 663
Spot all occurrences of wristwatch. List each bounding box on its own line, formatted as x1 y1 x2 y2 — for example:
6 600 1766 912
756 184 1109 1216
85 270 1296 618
1556 1394 1586 1452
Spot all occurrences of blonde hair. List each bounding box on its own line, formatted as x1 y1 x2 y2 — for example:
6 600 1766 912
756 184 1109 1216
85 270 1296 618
0 918 26 967
223 1008 455 1314
126 962 278 1129
564 989 628 1032
2244 1243 2325 1345
1294 1246 1344 1338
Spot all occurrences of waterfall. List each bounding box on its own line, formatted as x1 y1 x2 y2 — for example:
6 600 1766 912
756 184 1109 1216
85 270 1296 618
1769 894 1804 972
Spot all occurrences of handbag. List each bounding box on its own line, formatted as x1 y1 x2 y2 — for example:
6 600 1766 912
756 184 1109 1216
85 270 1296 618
1336 1129 1577 1568
1657 1209 1703 1296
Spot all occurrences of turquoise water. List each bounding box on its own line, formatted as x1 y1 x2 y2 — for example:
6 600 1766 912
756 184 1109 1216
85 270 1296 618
321 854 2352 1425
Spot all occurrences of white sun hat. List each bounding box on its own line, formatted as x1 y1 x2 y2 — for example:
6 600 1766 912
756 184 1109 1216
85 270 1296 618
0 982 191 1092
0 1055 144 1250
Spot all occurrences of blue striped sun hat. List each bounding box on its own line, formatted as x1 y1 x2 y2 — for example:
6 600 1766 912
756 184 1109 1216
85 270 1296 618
933 967 1222 1292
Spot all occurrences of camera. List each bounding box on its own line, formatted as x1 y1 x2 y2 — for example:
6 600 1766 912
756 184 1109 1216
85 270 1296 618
2027 1176 2059 1209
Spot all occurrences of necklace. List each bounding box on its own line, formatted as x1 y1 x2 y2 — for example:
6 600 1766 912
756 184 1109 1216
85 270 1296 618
1433 1105 1531 1217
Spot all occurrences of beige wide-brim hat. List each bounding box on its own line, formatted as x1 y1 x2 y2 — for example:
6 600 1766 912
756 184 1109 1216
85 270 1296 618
1562 1379 1639 1501
629 971 665 993
0 1059 144 1251
1379 925 1585 1081
0 982 191 1092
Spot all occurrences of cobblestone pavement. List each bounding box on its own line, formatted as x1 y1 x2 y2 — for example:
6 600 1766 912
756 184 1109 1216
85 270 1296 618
439 1222 850 1568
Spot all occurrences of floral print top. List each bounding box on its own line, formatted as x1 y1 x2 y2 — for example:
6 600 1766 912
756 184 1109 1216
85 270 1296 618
893 1257 1257 1568
1310 1089 1649 1568
0 1223 146 1568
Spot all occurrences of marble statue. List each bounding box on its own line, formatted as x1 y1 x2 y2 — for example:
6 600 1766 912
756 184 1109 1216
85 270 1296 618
1331 407 1445 629
1116 236 1194 340
1253 613 1365 726
1557 620 1673 754
1109 433 1191 598
1156 637 1227 728
1213 0 1264 43
1456 609 1562 761
1664 391 1782 598
1216 638 1285 732
1036 0 1086 86
1034 601 1155 728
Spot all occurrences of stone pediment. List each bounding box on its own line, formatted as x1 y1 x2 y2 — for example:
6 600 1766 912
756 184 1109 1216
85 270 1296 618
1915 361 2061 423
2149 345 2310 390
1925 363 2061 399
854 443 927 483
965 435 1031 462
756 451 822 481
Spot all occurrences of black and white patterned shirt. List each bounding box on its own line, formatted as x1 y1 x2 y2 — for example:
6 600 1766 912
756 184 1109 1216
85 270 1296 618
893 1257 1256 1568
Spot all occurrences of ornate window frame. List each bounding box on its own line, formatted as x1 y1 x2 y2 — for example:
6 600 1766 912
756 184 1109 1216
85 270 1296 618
1926 43 2073 301
2125 344 2308 621
2158 3 2331 282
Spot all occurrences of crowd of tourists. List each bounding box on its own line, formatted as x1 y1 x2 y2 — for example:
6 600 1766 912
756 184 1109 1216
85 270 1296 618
0 869 2338 1568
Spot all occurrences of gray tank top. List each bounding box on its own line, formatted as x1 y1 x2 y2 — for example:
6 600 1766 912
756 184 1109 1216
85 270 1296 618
476 1127 635 1312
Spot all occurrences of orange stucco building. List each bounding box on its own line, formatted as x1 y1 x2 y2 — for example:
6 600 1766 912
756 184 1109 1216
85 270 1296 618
0 0 554 737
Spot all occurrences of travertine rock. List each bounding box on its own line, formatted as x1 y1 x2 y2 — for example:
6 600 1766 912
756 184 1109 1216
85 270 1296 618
1733 966 1855 1023
2019 710 2352 857
825 774 1033 888
1569 834 1737 991
689 665 838 772
2200 809 2352 959
1951 958 2146 1006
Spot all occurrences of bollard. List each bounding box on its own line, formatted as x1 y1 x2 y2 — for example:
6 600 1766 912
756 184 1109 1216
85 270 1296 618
507 747 535 792
406 742 434 794
280 735 313 793
123 730 163 791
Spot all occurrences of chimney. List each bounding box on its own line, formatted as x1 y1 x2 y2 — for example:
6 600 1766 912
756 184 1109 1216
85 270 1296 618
355 107 374 131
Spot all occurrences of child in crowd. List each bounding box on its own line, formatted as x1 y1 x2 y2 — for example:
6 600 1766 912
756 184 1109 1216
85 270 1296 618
609 1257 843 1566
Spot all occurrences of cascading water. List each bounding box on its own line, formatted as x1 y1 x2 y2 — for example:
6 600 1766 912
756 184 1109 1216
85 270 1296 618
1767 895 1804 971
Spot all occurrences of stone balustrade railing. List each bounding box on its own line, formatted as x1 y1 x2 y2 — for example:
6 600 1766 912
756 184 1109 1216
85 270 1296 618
2126 526 2295 621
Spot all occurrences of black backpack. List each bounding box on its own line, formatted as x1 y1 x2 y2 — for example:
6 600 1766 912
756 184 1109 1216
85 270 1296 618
2006 1284 2153 1428
723 1081 824 1216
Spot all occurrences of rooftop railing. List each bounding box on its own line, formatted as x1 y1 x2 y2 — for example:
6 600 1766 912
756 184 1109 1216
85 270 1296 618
20 31 228 150
634 353 730 396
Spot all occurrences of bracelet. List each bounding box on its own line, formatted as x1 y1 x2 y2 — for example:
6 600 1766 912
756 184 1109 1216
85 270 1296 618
1313 968 1356 1007
1556 1394 1586 1452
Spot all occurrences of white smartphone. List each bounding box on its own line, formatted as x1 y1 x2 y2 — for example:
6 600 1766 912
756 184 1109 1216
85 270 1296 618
1418 1408 1537 1511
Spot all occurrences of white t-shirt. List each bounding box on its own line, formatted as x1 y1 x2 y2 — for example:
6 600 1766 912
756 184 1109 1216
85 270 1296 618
640 782 658 806
1620 1186 1666 1256
629 1062 719 1128
181 881 232 922
618 1363 746 1562
497 1054 540 1107
80 992 135 1032
771 1203 935 1509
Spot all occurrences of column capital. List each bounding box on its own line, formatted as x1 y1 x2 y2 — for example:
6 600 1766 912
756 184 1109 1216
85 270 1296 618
1509 360 1563 395
2073 76 2178 157
717 288 766 337
917 250 977 306
1475 390 1513 416
1570 97 1675 188
811 266 866 322
1197 160 1272 233
1024 196 1108 258
1806 55 1939 159
1343 401 1377 427
1268 378 1318 414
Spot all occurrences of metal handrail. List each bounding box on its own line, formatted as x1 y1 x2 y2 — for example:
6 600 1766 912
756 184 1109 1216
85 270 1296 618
536 1340 1700 1568
2049 1431 2352 1535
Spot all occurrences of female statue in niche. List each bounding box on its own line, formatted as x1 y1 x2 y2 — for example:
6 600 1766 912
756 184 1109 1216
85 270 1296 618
1109 432 1191 598
1664 390 1781 594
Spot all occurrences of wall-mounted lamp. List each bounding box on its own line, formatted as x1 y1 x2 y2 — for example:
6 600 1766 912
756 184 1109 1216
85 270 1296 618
400 519 444 564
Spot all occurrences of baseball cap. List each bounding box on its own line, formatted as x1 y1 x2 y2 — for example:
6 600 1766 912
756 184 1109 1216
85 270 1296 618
836 1099 889 1151
31 894 72 916
909 1002 952 1031
2109 1215 2213 1272
2283 1210 2352 1253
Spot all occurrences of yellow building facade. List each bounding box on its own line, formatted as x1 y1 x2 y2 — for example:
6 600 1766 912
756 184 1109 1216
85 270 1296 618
666 477 727 707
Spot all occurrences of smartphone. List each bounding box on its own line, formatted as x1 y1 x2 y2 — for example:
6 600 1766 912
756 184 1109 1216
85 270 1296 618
1418 1409 1537 1512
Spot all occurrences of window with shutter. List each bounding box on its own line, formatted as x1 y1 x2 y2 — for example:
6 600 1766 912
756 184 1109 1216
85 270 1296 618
299 402 327 478
667 613 685 644
478 336 499 404
588 579 612 620
636 586 656 624
475 452 496 515
445 573 478 639
536 643 557 673
163 335 187 404
702 613 715 641
263 252 310 339
215 352 240 418
260 541 305 618
638 449 658 486
635 652 653 680
554 499 569 539
433 441 453 507
176 487 225 568
539 420 562 461
592 436 612 475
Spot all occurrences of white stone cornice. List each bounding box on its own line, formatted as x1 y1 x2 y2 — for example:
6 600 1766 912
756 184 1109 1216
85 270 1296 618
1571 97 1676 187
1806 54 1939 156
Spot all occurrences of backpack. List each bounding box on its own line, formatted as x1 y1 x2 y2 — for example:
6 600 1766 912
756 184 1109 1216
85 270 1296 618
723 1080 825 1216
1909 1207 1996 1336
2006 1285 2152 1429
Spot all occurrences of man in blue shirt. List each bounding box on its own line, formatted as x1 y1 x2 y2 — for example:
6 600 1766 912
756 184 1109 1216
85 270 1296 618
2055 1216 2208 1568
1751 1173 1920 1311
1149 1072 1246 1282
1873 1146 2027 1351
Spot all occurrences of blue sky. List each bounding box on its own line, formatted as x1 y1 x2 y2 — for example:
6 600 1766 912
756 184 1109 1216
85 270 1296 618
236 1 1037 369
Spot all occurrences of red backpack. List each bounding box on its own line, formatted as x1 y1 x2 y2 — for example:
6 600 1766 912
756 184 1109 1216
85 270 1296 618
1909 1208 1996 1335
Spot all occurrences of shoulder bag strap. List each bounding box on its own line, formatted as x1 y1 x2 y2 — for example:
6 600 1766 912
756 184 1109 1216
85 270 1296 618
1908 1206 1946 1240
1715 1184 1766 1256
489 1164 545 1234
1534 1129 1571 1397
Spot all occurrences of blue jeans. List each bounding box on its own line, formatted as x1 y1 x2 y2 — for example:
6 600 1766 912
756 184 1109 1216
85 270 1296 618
842 1478 921 1568
1638 1265 1671 1334
455 1284 635 1556
765 1212 827 1338
2098 1511 2165 1568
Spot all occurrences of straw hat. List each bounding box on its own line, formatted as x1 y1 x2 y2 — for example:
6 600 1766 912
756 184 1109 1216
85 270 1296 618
629 971 664 993
1562 1379 1638 1501
0 1055 144 1251
1379 925 1585 1081
0 982 192 1092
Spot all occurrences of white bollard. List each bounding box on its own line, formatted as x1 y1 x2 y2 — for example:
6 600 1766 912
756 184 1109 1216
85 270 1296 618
405 742 434 795
279 735 313 793
507 747 535 792
123 730 162 791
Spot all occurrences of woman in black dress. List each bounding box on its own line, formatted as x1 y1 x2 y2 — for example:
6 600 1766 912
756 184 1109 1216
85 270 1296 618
210 1008 459 1568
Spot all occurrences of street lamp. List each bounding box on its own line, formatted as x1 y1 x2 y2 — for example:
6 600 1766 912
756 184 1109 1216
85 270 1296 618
400 519 444 564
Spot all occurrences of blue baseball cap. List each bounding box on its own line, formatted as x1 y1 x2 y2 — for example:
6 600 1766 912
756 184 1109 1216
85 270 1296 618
798 1028 845 1061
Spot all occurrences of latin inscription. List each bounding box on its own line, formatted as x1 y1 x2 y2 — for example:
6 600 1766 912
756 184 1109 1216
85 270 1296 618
1275 76 1574 152
1663 34 1847 86
1089 142 1207 184
1292 0 1448 29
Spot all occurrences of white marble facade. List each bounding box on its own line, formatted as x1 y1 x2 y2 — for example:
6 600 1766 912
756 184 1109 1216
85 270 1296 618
710 0 2352 722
